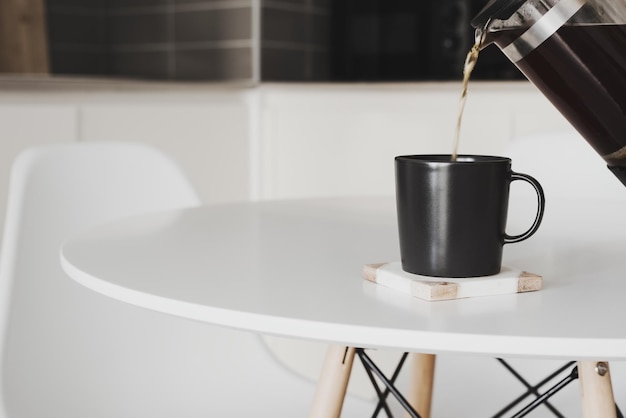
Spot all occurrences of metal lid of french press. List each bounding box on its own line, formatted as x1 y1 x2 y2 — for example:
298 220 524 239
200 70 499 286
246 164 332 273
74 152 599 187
471 0 588 62
471 0 526 28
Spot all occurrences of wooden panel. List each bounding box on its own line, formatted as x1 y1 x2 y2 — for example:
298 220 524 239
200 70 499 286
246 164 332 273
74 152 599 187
0 0 49 73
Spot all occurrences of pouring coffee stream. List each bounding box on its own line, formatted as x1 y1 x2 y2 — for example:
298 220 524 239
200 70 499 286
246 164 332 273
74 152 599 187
470 0 626 185
452 25 488 161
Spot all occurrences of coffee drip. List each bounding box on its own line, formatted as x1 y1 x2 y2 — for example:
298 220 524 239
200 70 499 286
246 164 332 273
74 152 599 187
471 0 626 186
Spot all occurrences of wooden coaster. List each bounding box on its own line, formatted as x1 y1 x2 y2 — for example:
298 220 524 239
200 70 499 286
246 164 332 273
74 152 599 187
363 262 542 302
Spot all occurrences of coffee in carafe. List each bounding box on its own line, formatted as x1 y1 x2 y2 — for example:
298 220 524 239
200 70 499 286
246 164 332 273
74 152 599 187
472 0 626 185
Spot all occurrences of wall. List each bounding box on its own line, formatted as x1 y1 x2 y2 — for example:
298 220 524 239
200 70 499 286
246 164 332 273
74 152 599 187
261 0 331 81
45 0 523 83
47 0 256 81
46 0 107 75
45 0 332 82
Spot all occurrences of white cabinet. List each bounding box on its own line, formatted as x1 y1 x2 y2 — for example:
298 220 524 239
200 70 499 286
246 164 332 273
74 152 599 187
0 82 574 231
0 88 253 248
79 91 252 205
257 82 575 200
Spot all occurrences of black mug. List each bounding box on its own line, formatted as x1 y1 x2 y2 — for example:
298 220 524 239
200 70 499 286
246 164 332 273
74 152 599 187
395 155 545 278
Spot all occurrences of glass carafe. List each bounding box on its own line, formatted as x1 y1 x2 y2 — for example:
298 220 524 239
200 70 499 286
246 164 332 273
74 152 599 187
472 0 626 185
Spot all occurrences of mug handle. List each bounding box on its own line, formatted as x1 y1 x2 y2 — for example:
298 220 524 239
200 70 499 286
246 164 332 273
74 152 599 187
504 172 546 244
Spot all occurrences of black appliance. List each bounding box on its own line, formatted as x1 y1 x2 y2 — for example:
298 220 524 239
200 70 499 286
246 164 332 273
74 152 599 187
330 0 523 81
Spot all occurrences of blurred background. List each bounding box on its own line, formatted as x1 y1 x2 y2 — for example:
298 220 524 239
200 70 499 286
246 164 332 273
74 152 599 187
3 2 596 415
1 0 523 82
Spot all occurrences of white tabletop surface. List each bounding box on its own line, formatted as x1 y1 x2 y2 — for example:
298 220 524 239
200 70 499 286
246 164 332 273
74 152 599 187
61 196 626 360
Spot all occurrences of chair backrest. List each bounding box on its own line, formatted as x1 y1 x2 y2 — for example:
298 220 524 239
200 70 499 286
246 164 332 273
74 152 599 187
506 131 626 200
0 142 207 418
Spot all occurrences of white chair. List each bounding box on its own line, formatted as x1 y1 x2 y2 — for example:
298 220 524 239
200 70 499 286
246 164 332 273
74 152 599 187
505 131 626 200
0 142 374 418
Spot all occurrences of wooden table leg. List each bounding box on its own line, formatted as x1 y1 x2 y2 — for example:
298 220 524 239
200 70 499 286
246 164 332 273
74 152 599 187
309 345 356 418
406 353 436 418
578 360 617 418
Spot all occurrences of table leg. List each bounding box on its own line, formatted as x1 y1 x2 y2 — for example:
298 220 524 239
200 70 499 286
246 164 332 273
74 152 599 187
578 360 617 418
406 353 436 418
308 345 356 418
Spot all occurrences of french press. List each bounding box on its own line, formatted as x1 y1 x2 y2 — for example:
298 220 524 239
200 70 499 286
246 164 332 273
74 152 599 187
472 0 626 185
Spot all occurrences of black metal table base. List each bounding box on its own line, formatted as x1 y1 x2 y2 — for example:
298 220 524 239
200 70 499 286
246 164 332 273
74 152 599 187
355 349 623 418
356 349 420 418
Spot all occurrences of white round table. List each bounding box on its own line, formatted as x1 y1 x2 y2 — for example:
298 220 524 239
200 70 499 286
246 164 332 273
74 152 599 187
61 196 626 417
